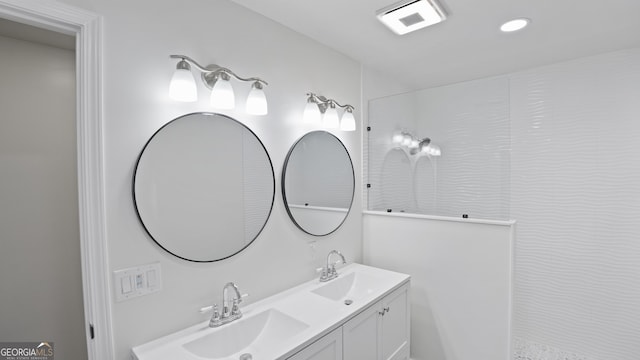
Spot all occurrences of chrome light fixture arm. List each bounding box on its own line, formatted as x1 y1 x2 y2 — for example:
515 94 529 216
170 54 268 86
306 92 353 113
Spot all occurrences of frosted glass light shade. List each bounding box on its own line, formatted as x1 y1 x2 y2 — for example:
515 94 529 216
422 144 441 156
246 85 268 115
303 102 321 124
169 68 197 102
402 133 413 147
210 77 235 109
430 144 441 156
392 132 404 145
323 106 339 128
340 110 356 131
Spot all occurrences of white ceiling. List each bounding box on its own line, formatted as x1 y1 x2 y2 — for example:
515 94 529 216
230 0 640 90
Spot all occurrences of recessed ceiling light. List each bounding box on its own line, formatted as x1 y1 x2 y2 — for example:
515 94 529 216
377 0 447 35
500 18 530 32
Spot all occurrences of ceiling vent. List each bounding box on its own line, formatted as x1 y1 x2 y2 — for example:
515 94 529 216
376 0 447 35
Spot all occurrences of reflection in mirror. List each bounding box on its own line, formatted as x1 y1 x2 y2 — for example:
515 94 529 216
133 112 275 262
380 148 414 213
414 156 436 214
282 131 355 236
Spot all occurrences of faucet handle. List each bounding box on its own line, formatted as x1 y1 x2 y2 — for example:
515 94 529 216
209 304 222 327
317 266 329 281
239 293 249 303
329 264 337 276
231 299 241 316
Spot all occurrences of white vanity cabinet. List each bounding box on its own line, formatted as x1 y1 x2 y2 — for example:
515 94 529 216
344 283 410 360
289 282 410 360
288 328 343 360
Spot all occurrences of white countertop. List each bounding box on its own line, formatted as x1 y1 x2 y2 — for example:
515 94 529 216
132 263 410 360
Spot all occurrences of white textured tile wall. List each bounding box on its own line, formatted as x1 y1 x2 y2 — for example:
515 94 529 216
510 48 640 360
416 77 510 220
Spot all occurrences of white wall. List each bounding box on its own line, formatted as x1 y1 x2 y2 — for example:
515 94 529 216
363 213 513 360
56 1 362 359
0 35 86 358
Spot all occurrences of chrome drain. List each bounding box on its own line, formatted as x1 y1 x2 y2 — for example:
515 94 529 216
240 353 252 360
344 299 353 305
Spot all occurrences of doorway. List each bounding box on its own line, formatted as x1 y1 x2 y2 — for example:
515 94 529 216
0 18 87 359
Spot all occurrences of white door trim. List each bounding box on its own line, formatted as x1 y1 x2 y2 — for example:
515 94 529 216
0 1 113 359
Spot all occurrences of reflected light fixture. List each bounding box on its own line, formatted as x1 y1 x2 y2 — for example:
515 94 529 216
168 55 268 115
393 131 442 157
303 93 356 131
424 143 441 156
402 133 413 147
377 0 447 35
392 132 405 145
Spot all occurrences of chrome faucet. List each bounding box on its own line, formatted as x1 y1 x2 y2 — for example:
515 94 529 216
207 282 248 328
319 250 347 282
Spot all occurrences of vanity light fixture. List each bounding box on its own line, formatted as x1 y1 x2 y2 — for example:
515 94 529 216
376 0 447 35
303 97 322 124
210 72 234 109
340 109 356 131
303 93 356 132
169 55 268 115
246 82 268 115
323 104 340 129
169 59 198 102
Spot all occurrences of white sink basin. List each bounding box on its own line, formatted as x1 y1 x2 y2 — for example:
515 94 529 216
183 309 308 359
311 271 383 301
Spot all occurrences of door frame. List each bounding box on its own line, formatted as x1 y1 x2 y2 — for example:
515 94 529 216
0 1 112 359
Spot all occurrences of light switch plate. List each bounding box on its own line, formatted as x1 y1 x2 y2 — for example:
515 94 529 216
113 262 162 302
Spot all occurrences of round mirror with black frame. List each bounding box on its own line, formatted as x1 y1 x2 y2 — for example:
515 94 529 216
282 131 355 236
133 112 275 262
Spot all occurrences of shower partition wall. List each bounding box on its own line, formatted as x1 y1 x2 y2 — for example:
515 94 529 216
367 76 511 221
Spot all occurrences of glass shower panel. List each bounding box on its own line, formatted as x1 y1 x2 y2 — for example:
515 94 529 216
367 76 511 220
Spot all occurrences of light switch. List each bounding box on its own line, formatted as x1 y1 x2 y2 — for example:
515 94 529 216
121 276 132 294
147 270 157 287
113 262 162 302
